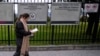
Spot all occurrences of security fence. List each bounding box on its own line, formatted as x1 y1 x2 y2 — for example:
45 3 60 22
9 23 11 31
0 0 100 46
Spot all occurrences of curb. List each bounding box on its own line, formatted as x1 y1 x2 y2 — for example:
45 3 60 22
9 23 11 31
0 45 100 51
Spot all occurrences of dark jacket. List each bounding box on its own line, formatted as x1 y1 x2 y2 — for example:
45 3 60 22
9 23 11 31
15 21 31 38
14 21 31 56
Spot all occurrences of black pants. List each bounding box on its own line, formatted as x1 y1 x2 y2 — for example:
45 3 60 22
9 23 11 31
86 14 99 35
13 38 29 56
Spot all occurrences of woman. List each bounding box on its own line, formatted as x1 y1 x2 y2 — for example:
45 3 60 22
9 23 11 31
13 13 32 56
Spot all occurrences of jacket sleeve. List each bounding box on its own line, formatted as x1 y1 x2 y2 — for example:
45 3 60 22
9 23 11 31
16 22 31 36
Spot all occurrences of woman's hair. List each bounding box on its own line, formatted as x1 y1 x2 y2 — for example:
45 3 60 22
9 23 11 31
16 13 30 22
19 13 29 19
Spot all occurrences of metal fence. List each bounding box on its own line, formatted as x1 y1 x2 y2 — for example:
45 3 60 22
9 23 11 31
0 0 100 46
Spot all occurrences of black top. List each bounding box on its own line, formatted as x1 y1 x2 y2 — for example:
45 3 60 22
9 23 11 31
15 21 31 38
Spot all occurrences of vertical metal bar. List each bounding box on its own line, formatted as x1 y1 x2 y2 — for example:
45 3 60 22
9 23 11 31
12 25 13 44
40 25 42 44
33 25 35 45
71 25 73 43
82 5 87 43
85 15 88 43
81 8 87 42
13 25 15 45
4 26 6 45
29 25 31 45
0 25 3 45
82 2 85 43
77 23 80 44
57 25 58 44
54 25 55 44
11 25 13 44
32 25 34 45
42 25 44 44
2 25 4 44
59 25 61 44
51 25 54 45
78 23 81 44
46 24 48 44
80 21 84 43
46 25 47 44
33 25 35 44
39 25 41 44
35 25 38 43
96 24 99 43
68 25 70 44
10 25 12 45
69 25 72 43
49 24 51 45
83 2 90 43
64 25 66 44
55 25 57 44
37 25 39 43
67 25 70 44
73 25 75 44
98 23 100 42
8 25 11 46
74 25 77 44
48 24 50 44
5 25 8 44
62 25 64 44
61 25 62 44
8 25 10 46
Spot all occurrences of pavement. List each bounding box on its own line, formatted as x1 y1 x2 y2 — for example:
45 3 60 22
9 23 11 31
0 50 100 56
0 45 100 56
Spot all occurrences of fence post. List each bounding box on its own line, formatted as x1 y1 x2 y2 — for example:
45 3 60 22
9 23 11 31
8 25 10 46
51 25 54 45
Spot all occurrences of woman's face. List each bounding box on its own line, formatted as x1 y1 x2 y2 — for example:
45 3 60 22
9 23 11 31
26 17 29 21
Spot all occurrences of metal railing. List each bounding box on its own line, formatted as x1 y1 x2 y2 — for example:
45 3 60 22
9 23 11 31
0 0 100 46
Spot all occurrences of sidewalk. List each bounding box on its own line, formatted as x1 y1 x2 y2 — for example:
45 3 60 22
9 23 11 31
0 50 100 56
0 45 100 51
